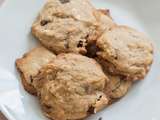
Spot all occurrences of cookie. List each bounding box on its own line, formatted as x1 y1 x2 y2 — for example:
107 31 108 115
96 25 153 80
104 74 132 104
16 46 56 95
33 53 109 120
32 0 100 54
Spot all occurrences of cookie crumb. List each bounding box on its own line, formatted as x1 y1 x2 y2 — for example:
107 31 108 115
98 117 102 120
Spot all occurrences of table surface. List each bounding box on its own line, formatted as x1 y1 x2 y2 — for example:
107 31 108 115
0 0 7 119
0 0 7 117
0 1 7 119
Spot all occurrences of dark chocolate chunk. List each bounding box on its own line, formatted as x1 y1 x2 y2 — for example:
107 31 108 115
30 75 33 83
59 0 70 4
86 43 100 58
87 106 95 114
77 41 84 47
40 20 50 26
97 95 102 101
44 104 52 110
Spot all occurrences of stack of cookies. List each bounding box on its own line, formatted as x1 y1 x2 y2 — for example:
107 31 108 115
16 0 153 120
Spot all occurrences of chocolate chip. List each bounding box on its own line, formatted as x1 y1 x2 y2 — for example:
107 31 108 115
77 41 83 47
98 9 110 16
87 106 95 114
59 0 70 4
43 104 53 113
86 43 100 58
30 75 33 83
97 95 102 101
40 20 50 26
85 34 89 40
114 56 118 60
44 104 52 109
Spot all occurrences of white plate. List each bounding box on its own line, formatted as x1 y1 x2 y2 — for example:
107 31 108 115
0 0 160 120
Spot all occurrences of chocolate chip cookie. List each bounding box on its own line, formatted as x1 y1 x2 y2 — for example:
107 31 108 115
96 25 153 80
16 46 56 95
32 0 101 54
33 53 109 120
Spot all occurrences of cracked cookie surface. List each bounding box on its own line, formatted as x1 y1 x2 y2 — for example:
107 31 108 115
32 0 100 54
16 46 56 95
96 25 153 80
32 0 115 55
33 53 109 120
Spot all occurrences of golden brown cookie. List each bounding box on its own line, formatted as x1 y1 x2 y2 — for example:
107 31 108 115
96 25 153 80
32 0 100 54
33 53 109 120
16 46 56 95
